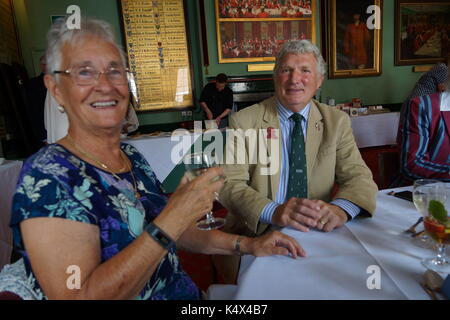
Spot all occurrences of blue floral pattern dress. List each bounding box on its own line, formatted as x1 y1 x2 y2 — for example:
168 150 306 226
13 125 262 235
10 143 200 300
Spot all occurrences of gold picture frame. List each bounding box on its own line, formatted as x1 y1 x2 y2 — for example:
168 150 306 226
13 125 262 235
327 0 382 78
215 0 316 63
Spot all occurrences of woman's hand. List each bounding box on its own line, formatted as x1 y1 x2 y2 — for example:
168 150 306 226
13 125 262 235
162 167 225 226
241 231 306 259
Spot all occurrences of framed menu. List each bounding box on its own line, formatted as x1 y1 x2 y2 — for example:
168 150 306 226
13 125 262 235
119 0 193 111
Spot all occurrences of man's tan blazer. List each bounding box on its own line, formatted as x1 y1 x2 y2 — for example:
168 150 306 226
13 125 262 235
215 97 378 282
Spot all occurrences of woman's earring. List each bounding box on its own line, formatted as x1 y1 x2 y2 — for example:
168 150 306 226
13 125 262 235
57 105 65 113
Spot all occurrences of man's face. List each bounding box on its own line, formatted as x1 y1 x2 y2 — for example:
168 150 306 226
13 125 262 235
274 53 323 112
216 82 226 91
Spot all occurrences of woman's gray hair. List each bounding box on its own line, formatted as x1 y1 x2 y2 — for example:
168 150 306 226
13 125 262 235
46 17 127 76
274 40 326 78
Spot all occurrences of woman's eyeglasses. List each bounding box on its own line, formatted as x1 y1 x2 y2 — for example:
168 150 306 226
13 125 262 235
53 66 130 86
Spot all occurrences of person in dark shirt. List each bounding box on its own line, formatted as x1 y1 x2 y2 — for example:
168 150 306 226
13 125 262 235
199 73 233 128
24 54 47 149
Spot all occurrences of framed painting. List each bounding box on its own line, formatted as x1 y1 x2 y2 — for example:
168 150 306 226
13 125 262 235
395 0 450 66
327 0 382 78
216 0 316 63
217 0 313 18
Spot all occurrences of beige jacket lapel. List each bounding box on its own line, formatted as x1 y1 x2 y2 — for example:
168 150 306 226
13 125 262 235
261 98 282 201
305 100 323 185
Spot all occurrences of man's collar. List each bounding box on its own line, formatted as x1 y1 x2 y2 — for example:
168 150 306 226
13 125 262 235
276 99 311 122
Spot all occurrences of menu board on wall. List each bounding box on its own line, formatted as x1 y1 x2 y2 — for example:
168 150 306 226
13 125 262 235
120 0 193 111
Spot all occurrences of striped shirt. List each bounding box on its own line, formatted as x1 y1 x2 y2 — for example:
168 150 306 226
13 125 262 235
260 100 361 224
399 92 450 181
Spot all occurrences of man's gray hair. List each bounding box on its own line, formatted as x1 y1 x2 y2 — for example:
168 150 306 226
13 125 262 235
274 40 326 78
46 17 127 77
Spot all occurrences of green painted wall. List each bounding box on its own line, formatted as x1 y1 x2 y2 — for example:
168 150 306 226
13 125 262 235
13 0 123 76
201 0 422 105
13 0 423 127
12 0 205 127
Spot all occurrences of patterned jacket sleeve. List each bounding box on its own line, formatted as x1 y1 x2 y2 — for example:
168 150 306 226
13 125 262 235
398 95 450 181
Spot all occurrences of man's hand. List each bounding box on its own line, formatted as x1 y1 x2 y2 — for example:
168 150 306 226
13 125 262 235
200 102 213 120
272 198 348 232
313 201 348 232
272 198 324 232
215 117 221 126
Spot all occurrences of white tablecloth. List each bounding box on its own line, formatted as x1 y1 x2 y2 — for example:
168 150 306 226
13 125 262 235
123 132 202 183
209 186 443 300
0 161 22 269
351 112 400 148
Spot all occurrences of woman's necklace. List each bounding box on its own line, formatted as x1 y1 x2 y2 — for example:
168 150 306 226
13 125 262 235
65 134 141 199
129 167 141 199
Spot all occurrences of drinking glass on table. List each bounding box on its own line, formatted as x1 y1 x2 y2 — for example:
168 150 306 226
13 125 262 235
183 152 225 230
419 182 450 273
412 179 440 249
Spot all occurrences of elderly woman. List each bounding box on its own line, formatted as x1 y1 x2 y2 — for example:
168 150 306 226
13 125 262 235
7 18 304 300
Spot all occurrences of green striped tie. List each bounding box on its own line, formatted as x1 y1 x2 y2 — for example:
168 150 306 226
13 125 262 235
286 113 308 199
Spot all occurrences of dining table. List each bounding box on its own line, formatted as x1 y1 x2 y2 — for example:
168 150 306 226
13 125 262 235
208 186 449 300
350 112 400 148
123 128 225 193
123 131 202 184
0 160 23 269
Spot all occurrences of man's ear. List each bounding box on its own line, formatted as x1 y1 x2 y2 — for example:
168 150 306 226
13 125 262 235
44 74 65 106
316 75 324 90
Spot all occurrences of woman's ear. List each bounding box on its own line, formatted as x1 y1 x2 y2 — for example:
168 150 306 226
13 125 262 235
44 74 65 107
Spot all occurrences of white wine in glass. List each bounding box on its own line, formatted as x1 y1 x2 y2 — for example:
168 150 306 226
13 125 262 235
412 179 440 249
183 152 225 230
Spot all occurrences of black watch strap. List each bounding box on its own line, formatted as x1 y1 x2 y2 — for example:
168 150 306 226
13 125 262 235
145 223 175 251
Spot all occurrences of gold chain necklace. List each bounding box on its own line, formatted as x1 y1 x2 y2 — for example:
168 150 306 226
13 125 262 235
129 167 141 199
65 134 141 199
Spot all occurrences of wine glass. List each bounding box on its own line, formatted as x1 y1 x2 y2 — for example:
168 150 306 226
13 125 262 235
412 179 440 249
420 182 450 273
183 152 225 230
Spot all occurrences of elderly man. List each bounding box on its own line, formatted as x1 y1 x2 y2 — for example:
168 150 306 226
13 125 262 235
216 40 378 283
397 59 450 183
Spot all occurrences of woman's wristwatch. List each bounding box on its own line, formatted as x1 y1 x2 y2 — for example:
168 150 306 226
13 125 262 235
145 222 175 251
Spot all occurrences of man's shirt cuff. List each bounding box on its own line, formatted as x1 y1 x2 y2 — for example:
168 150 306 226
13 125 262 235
260 201 279 224
330 198 361 220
